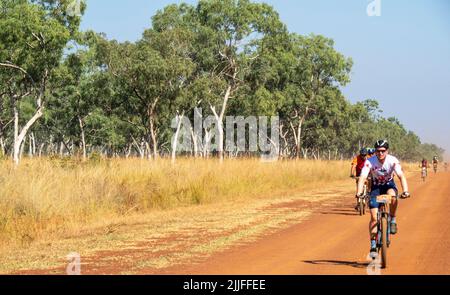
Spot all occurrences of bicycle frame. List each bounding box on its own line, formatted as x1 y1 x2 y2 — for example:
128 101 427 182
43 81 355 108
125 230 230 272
355 177 369 215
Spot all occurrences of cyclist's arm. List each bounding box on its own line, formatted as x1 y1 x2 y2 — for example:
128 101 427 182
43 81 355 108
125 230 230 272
350 157 357 177
394 162 409 193
350 165 356 177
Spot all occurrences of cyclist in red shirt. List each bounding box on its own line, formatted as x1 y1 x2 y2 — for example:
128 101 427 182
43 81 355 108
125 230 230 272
351 148 369 209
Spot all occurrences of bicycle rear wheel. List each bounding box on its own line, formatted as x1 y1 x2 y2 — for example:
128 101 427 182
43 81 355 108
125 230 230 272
381 216 388 268
361 185 367 215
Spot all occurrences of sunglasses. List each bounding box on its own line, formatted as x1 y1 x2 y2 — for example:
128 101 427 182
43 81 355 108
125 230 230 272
376 149 388 154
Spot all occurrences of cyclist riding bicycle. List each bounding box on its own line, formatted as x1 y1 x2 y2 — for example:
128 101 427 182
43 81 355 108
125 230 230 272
432 156 439 172
356 140 410 254
420 158 428 180
351 148 369 210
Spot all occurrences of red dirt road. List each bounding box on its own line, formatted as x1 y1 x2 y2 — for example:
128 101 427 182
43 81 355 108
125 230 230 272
159 172 450 275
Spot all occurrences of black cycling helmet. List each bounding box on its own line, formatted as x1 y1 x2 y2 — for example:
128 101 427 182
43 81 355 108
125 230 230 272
375 139 389 150
367 148 375 154
359 148 368 156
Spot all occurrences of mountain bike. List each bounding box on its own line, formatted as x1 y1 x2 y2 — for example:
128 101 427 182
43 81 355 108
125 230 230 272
355 177 369 216
373 194 392 269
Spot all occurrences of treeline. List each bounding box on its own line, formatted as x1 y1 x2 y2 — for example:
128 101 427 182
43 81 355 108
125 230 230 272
0 0 445 164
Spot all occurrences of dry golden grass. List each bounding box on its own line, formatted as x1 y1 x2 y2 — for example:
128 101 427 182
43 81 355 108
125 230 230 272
0 157 350 249
0 156 421 273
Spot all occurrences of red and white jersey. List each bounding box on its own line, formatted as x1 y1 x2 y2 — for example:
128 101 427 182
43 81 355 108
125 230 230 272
360 155 404 185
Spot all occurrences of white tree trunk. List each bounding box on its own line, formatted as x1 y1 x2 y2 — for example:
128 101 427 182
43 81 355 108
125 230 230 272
31 132 36 156
171 111 184 164
203 130 211 158
125 143 132 158
39 143 45 157
13 104 43 165
78 116 87 161
131 136 144 159
149 119 158 159
191 127 199 158
28 134 33 158
0 137 5 156
59 141 64 157
210 84 232 162
302 147 309 160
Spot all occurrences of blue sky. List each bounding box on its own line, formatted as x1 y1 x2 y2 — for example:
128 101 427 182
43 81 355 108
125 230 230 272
80 0 450 160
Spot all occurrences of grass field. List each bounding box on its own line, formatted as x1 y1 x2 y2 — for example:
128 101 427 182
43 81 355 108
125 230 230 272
0 157 353 247
0 157 419 273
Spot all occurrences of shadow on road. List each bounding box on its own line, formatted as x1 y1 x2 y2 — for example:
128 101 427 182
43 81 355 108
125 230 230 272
319 211 359 216
303 260 369 269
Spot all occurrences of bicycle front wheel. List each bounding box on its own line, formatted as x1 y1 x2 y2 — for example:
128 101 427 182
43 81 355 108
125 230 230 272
381 216 388 268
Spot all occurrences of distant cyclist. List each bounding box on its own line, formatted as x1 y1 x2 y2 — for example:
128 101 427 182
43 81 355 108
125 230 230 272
432 156 439 173
420 158 428 180
356 140 410 254
351 148 369 209
445 162 448 172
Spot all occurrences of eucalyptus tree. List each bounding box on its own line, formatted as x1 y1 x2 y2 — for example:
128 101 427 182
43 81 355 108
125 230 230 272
95 20 195 159
301 87 353 159
281 34 353 158
0 0 84 164
153 0 288 160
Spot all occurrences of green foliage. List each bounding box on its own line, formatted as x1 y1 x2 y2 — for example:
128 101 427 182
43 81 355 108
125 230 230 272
0 0 444 162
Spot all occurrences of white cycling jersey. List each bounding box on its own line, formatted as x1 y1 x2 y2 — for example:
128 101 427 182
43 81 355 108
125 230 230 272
360 154 404 186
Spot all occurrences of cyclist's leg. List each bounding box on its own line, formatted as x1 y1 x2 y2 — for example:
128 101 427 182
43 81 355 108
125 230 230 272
367 178 372 193
369 208 378 240
386 184 399 234
369 186 381 249
386 187 398 218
